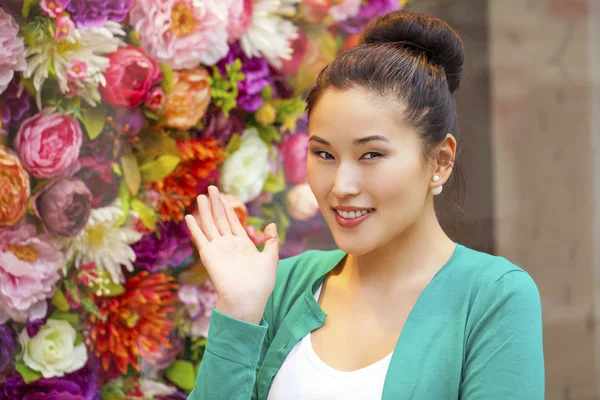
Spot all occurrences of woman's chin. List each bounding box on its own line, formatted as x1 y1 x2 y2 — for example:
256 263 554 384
331 233 376 256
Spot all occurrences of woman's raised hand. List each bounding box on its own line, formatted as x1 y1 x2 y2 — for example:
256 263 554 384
184 186 280 325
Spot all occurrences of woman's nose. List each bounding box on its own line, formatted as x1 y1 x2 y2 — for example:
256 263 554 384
331 164 360 198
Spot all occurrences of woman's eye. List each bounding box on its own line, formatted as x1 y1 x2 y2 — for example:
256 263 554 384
314 151 334 160
361 152 383 160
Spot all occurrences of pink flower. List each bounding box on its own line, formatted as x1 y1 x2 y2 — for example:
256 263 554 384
279 132 309 185
0 8 26 95
227 0 253 43
67 59 88 81
144 86 165 112
40 0 71 17
0 223 63 324
14 110 83 179
286 183 320 221
329 0 361 21
54 14 75 39
190 280 217 338
129 0 230 69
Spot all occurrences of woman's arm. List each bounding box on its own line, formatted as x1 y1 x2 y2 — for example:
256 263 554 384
460 271 545 399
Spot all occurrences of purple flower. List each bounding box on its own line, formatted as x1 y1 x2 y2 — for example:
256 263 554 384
0 75 32 134
217 42 271 112
79 130 119 164
110 107 145 137
200 105 245 148
0 359 100 400
75 157 120 208
132 221 193 272
26 318 45 338
0 325 17 376
66 0 133 28
339 0 401 35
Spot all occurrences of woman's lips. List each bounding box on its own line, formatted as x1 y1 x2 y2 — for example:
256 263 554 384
332 208 375 228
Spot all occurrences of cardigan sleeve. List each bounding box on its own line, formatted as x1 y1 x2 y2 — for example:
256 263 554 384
460 270 545 399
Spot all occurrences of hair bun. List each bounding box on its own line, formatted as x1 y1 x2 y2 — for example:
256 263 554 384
360 10 464 93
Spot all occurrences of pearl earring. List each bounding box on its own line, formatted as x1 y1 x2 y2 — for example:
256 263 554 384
431 175 442 195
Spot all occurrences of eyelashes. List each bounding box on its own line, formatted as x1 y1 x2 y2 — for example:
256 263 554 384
311 150 384 161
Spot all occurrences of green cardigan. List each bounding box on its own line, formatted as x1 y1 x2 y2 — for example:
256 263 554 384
188 244 545 399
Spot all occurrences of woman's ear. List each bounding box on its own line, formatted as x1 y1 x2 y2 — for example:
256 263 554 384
430 133 457 191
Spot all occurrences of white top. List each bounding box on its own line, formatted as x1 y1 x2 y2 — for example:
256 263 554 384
267 283 393 399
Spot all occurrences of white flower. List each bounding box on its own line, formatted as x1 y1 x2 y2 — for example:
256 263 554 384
240 0 300 68
19 319 88 379
140 379 179 398
286 182 320 221
24 20 125 108
219 128 270 203
54 201 143 284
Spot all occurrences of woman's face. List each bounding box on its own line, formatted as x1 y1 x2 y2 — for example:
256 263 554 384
307 87 434 255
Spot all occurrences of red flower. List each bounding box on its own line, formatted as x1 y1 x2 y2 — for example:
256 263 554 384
87 272 179 375
101 46 162 109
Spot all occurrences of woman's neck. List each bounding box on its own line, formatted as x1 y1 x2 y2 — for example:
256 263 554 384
339 205 457 294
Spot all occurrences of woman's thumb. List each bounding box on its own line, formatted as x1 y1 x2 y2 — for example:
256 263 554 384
263 223 279 255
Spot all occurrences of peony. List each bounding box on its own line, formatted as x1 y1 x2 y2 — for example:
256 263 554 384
279 132 309 184
100 46 162 109
0 8 26 95
66 0 133 28
329 0 361 21
129 0 230 70
217 42 271 112
0 146 30 227
227 0 253 43
0 224 63 324
162 67 211 130
19 319 88 379
14 110 83 179
219 128 270 203
132 221 194 272
33 177 92 236
75 157 120 208
286 183 320 221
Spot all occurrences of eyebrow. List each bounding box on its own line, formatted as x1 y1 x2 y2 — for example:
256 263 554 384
308 135 390 146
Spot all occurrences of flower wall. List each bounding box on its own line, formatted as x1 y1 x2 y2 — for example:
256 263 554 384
0 0 406 398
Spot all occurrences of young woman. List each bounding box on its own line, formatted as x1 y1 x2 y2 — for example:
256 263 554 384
185 10 544 400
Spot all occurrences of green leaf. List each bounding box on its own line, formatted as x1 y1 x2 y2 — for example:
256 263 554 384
121 147 141 196
81 296 106 321
111 163 122 177
101 383 126 400
223 134 242 157
16 361 42 383
81 105 108 140
22 0 39 18
247 216 265 230
130 198 158 230
139 154 181 182
262 170 286 194
49 311 80 329
74 331 84 346
51 287 70 312
165 360 197 393
261 85 273 101
115 180 130 227
160 63 175 93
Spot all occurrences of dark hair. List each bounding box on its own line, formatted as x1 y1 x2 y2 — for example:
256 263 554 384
305 10 465 187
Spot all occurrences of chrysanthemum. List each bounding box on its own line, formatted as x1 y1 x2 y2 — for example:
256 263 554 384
149 138 224 223
87 271 179 375
240 0 300 68
53 201 143 284
23 19 125 108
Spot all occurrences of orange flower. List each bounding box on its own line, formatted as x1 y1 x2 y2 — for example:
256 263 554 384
149 138 224 223
87 271 179 375
161 67 211 131
0 146 30 226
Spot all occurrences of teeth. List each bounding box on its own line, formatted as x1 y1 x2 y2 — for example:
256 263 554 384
336 209 373 219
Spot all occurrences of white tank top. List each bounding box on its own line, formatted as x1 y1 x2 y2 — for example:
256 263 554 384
266 283 393 399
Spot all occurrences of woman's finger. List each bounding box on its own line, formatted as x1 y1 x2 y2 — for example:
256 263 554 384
185 214 208 248
197 194 220 241
208 186 232 236
221 193 247 236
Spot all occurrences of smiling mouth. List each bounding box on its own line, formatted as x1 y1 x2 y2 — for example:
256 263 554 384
333 208 375 219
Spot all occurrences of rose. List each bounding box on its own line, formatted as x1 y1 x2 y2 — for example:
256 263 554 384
100 46 162 109
279 132 309 185
0 146 30 227
219 128 270 203
19 319 88 379
286 183 320 221
75 157 120 208
0 224 63 324
162 67 211 131
14 110 82 179
33 177 92 236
